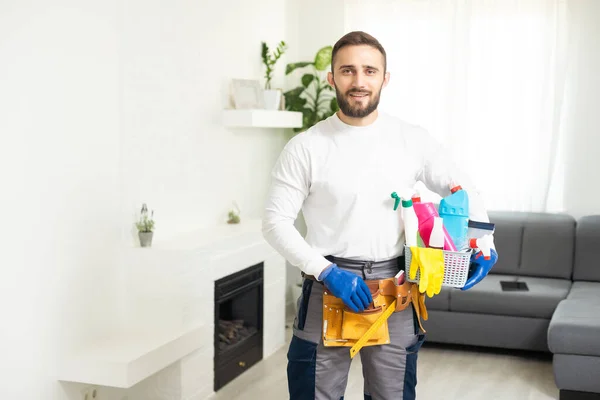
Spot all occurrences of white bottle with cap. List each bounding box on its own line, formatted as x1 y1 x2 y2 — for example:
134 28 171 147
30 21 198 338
401 198 419 247
429 217 445 249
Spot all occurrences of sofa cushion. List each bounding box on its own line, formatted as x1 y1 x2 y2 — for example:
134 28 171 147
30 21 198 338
450 274 571 319
567 281 600 302
548 299 600 357
487 211 524 275
518 213 576 279
573 215 600 282
488 211 576 279
425 286 450 311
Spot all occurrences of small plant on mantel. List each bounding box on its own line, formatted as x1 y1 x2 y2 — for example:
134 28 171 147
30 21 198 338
136 203 155 247
227 202 241 224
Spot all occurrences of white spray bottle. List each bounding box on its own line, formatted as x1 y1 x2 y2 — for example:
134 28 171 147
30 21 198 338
429 217 445 249
469 234 494 260
401 198 419 247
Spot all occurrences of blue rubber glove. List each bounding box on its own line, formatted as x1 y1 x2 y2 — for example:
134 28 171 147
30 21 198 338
462 249 498 290
320 264 373 312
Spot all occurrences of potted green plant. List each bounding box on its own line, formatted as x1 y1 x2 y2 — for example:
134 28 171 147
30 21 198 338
284 46 339 132
261 40 287 109
135 203 155 247
227 202 241 224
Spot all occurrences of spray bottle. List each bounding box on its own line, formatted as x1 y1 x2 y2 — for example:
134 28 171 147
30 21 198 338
391 192 420 247
429 217 445 249
411 189 421 204
401 198 419 247
413 202 457 251
469 234 494 260
438 182 470 251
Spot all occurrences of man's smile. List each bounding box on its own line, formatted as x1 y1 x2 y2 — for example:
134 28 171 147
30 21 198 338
349 92 370 99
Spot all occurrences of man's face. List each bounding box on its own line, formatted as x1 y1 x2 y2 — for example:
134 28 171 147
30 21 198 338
327 45 390 119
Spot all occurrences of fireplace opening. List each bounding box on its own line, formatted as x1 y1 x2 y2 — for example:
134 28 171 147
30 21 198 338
214 263 263 391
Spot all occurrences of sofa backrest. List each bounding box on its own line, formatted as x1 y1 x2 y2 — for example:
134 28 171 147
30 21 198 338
573 215 600 282
488 211 576 279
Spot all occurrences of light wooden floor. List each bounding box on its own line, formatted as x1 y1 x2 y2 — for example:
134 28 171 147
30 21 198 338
214 321 559 400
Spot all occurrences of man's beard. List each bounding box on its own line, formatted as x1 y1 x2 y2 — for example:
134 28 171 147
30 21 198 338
335 85 382 119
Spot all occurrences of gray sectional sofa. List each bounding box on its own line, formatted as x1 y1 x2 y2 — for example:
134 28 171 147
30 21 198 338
421 211 600 400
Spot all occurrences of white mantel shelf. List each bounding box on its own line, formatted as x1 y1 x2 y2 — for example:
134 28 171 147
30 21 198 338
58 219 286 392
58 327 204 388
223 109 302 128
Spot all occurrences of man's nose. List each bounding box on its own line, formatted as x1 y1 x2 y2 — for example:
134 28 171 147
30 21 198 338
352 72 366 88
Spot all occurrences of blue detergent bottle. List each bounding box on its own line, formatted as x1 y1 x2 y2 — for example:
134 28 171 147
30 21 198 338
438 183 470 251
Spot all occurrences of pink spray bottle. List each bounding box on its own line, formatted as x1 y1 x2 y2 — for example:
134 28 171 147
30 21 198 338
413 202 457 251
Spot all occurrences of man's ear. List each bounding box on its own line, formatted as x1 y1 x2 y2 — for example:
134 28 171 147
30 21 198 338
327 71 335 87
382 71 391 89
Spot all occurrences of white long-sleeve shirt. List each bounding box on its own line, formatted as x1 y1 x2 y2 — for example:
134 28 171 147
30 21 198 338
262 112 491 279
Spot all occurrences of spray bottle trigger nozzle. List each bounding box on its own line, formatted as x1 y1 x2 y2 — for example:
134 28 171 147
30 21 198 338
391 192 400 211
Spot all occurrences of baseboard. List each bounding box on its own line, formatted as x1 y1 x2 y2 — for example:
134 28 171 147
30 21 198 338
560 390 600 400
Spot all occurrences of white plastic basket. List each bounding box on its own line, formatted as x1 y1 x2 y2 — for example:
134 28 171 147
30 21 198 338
404 245 472 288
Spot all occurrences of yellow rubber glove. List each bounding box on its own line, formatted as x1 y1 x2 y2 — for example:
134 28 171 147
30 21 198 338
409 247 445 297
409 246 421 280
409 246 427 294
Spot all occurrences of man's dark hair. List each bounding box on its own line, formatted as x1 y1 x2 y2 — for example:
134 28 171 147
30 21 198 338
331 31 387 73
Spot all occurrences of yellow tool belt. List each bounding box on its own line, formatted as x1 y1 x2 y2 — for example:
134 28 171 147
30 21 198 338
322 277 428 350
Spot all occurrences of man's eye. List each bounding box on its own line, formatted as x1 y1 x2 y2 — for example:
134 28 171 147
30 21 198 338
367 69 376 75
342 69 352 74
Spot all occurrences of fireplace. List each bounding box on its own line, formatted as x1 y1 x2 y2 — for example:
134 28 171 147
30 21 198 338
213 262 264 391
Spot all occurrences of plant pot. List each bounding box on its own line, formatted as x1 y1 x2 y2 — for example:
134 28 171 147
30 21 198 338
263 89 282 110
139 231 153 247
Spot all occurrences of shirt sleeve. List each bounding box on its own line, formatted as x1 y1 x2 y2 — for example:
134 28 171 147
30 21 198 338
262 147 332 278
415 130 496 248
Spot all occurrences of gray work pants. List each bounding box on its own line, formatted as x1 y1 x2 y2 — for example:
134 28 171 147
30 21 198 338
287 256 426 400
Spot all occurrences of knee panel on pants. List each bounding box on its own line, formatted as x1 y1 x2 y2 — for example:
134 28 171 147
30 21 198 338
287 335 317 399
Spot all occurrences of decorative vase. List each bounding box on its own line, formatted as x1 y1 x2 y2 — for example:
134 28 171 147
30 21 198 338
139 231 153 247
263 89 282 110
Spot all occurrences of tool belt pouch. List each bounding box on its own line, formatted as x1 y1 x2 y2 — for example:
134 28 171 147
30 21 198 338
322 278 413 347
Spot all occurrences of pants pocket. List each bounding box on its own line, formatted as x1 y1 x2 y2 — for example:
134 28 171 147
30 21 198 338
341 307 387 340
296 279 313 331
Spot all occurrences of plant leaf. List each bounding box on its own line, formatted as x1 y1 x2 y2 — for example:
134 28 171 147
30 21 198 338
284 86 304 97
301 107 317 130
330 97 339 113
301 74 315 88
261 42 268 63
284 87 307 111
314 46 333 71
286 62 313 75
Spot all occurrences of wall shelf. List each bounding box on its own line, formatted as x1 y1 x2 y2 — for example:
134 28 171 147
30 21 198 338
223 109 302 128
58 326 204 388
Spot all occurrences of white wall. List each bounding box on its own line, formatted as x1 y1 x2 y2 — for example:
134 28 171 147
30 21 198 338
1 2 122 399
119 0 290 241
295 0 345 61
0 0 292 399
